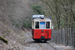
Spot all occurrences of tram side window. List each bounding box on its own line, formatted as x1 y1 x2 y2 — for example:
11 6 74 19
46 22 50 29
35 22 39 29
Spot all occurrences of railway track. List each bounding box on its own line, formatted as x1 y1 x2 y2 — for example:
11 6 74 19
26 32 57 50
12 32 72 50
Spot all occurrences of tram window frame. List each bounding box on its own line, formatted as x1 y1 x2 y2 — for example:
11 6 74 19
46 21 50 29
35 22 39 29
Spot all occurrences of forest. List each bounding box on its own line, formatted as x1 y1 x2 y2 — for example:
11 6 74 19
40 0 75 46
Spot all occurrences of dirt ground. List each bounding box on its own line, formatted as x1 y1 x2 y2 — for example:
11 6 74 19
0 30 74 50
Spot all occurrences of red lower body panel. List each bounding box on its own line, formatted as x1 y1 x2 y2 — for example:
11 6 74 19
32 29 51 40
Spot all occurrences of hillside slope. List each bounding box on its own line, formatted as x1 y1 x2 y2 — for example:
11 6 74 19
0 0 40 49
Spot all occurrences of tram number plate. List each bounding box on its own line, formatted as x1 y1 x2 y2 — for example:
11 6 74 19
41 33 45 35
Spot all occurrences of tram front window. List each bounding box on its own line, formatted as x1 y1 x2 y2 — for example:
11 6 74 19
46 22 50 29
40 22 45 29
35 22 39 29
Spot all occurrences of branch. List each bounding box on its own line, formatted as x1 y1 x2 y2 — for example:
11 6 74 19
0 36 8 44
69 0 75 21
41 0 57 16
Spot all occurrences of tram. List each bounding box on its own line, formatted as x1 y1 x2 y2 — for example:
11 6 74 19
32 15 52 42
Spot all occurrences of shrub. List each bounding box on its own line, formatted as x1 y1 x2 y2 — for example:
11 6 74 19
31 4 44 14
22 19 32 29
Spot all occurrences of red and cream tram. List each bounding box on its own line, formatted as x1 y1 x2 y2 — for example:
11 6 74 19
32 15 52 42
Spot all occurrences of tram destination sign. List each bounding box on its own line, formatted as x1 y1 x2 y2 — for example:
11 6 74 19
40 19 45 21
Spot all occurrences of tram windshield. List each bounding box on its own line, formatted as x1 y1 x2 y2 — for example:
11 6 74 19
40 22 45 29
35 22 39 29
46 22 50 29
35 21 50 29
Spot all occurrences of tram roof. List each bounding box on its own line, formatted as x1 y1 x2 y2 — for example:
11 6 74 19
32 18 51 21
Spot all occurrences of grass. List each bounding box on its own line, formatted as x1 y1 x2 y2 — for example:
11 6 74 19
4 33 6 37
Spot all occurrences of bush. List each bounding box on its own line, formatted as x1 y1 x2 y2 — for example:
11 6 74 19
10 17 32 29
31 4 44 14
22 20 32 29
